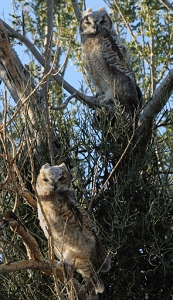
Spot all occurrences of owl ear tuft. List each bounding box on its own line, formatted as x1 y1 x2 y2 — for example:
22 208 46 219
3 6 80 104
59 162 68 170
98 7 107 13
83 7 92 15
40 163 50 172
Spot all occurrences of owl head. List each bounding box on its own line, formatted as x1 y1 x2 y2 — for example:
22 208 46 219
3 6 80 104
80 7 114 35
36 163 72 196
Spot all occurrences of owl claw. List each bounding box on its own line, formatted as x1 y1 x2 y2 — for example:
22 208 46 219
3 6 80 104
96 92 103 98
95 283 104 294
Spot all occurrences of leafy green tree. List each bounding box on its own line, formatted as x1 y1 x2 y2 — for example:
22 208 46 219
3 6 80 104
0 0 173 299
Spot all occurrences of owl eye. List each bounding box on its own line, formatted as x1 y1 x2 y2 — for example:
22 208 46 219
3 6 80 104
58 175 65 182
85 20 91 25
100 18 106 25
42 177 49 182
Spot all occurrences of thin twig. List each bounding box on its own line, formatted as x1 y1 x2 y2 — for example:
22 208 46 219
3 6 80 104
2 67 54 129
1 19 102 109
50 93 77 110
24 104 36 191
0 238 28 259
92 120 136 205
88 162 100 213
113 0 149 66
0 182 37 208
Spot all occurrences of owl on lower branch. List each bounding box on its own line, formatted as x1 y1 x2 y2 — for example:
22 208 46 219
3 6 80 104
36 163 111 294
80 7 142 118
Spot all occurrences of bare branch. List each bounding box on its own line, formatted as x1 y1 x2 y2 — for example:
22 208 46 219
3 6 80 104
113 0 149 66
1 19 101 109
0 182 37 208
0 19 47 153
1 212 88 300
140 68 173 121
0 257 87 299
0 237 27 259
43 0 54 65
134 69 173 148
0 123 37 209
51 93 77 110
71 0 82 24
8 218 44 261
89 119 136 210
0 259 51 274
160 0 173 11
0 21 36 109
149 24 156 93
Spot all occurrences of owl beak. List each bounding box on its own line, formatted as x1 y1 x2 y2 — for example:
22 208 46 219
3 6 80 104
53 182 57 191
94 24 98 34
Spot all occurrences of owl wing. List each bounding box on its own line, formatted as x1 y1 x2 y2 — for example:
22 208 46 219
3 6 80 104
100 27 135 82
68 192 95 231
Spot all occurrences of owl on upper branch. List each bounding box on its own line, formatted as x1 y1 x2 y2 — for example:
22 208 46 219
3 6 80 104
36 163 111 294
80 7 143 118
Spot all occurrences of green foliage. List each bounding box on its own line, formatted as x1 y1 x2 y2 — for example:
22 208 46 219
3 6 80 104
0 0 173 299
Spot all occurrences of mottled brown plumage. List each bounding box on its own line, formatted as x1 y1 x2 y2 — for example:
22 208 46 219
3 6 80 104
80 7 142 117
36 163 111 294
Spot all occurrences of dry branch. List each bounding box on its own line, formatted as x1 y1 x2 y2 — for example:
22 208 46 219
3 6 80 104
113 0 149 66
0 20 38 127
71 0 82 24
0 181 37 208
0 213 88 300
140 68 173 121
0 18 48 163
0 259 51 274
0 122 37 209
51 93 77 110
161 0 173 11
7 217 44 261
1 19 101 109
1 13 173 124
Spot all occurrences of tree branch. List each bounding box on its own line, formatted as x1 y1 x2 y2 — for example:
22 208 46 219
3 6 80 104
0 259 51 274
113 0 149 66
43 0 54 66
89 120 136 210
1 212 88 299
134 69 173 147
0 181 37 208
160 0 173 11
1 19 101 109
71 0 82 24
0 19 47 153
50 93 77 110
140 68 173 121
8 218 44 261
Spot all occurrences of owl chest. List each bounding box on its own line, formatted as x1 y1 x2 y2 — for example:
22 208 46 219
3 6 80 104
82 38 111 86
38 200 81 240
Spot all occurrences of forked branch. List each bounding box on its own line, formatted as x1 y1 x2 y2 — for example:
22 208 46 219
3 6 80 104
0 212 88 300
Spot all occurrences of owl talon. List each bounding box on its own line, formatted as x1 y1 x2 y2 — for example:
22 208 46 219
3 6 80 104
86 277 104 295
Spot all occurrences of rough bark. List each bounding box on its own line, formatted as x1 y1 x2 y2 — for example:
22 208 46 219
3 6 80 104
0 19 47 155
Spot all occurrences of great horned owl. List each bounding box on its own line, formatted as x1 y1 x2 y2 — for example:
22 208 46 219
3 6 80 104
80 7 142 117
36 163 111 294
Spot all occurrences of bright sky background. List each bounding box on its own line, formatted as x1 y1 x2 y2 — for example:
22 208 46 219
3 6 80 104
1 0 108 94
